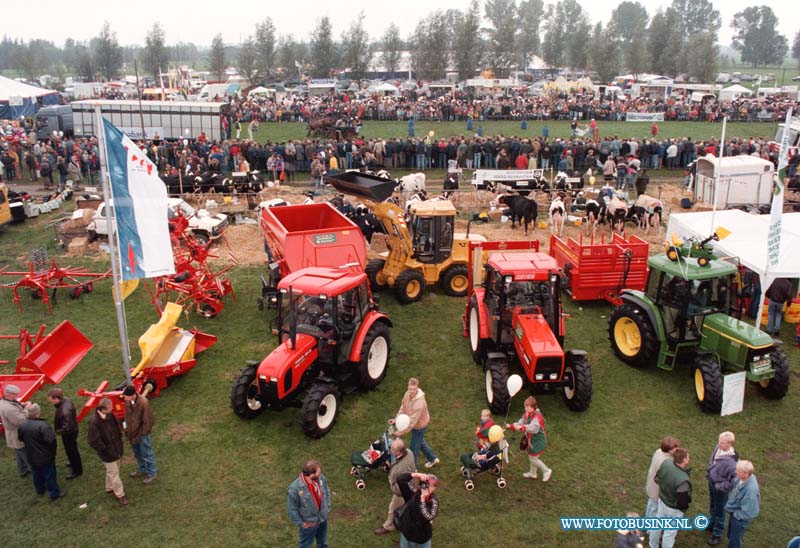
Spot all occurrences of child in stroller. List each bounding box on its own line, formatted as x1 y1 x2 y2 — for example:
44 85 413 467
349 423 395 490
459 421 508 491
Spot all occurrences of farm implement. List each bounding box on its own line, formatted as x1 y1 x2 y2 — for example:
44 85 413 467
77 302 217 421
0 260 110 313
0 321 93 433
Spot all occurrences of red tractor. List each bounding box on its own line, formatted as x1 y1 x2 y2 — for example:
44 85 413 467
230 266 392 438
463 241 592 414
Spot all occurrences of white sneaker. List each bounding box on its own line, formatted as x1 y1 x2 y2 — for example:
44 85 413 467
424 458 440 469
523 472 537 479
542 469 552 482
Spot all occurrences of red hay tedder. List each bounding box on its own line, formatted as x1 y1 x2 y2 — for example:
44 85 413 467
548 233 649 306
0 262 111 313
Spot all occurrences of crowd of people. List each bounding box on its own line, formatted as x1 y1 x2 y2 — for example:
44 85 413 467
226 86 799 125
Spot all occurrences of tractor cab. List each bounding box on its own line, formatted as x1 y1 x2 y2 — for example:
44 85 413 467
275 267 371 365
407 199 455 264
645 256 737 342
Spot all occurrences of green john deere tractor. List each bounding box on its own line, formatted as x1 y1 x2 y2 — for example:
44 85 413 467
608 249 790 413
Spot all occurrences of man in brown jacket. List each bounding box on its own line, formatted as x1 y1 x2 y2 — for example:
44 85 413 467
392 378 439 469
87 397 127 505
374 439 417 536
122 385 157 484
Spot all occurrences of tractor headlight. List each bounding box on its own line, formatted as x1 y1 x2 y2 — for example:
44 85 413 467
549 373 558 380
535 373 544 380
504 276 513 284
550 274 558 283
269 377 278 383
259 375 267 381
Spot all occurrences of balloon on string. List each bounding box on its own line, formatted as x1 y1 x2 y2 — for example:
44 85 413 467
506 374 524 398
183 139 189 146
488 425 505 443
394 413 410 432
184 129 191 137
428 130 435 138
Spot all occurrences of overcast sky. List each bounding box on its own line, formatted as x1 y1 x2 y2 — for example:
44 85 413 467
4 0 795 48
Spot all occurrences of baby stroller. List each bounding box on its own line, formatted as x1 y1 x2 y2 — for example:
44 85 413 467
459 425 509 491
349 424 395 490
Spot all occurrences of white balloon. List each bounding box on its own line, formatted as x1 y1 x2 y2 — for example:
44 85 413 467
52 130 58 137
184 129 190 136
506 374 524 398
183 139 189 146
394 413 410 432
58 131 64 137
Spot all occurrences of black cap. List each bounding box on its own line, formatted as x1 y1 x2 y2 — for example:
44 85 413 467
122 386 136 397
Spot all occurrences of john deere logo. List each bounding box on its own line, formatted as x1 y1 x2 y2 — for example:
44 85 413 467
313 233 337 244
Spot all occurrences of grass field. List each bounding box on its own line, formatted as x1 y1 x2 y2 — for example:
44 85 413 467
254 120 778 145
1 199 798 548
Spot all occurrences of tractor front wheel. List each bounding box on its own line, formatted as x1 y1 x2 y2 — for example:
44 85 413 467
693 354 723 413
357 322 391 390
609 303 659 367
563 353 593 411
468 297 487 365
365 259 386 291
440 264 469 297
759 346 790 400
230 365 265 419
394 270 426 304
300 383 342 438
485 355 511 414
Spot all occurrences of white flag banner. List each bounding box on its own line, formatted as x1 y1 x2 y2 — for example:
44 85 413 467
768 109 793 268
102 118 175 280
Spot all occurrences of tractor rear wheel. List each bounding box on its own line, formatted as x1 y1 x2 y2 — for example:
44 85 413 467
357 322 390 390
759 346 790 400
563 353 593 411
394 270 426 304
609 303 659 367
365 259 386 291
468 297 487 365
440 264 469 297
485 355 511 414
693 354 723 413
230 365 265 419
300 383 341 438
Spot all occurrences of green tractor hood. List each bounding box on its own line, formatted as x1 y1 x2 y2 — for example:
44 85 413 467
701 314 772 348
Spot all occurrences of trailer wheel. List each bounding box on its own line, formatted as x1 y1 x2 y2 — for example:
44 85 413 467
357 322 391 390
365 259 387 291
693 354 723 413
485 356 511 414
468 297 487 365
562 353 593 412
193 232 210 247
394 270 426 304
300 383 341 438
440 264 469 297
759 346 790 400
69 286 82 300
230 365 265 419
608 303 659 367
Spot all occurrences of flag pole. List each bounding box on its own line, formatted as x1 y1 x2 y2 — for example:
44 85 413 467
710 115 727 235
95 105 133 383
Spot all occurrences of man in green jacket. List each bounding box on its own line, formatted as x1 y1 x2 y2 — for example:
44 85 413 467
649 447 692 548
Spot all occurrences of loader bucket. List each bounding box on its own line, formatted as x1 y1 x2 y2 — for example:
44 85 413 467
15 320 93 384
324 172 396 203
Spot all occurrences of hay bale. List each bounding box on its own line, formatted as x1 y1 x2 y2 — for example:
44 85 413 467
68 237 89 255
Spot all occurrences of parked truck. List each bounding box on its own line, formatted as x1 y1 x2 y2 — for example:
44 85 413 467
67 100 226 140
258 202 367 309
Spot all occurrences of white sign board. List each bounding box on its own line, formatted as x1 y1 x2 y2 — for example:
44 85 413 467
8 96 23 106
625 112 664 122
721 371 747 416
117 126 165 140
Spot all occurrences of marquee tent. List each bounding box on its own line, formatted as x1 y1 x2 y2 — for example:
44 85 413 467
666 209 800 326
719 84 753 101
0 76 58 118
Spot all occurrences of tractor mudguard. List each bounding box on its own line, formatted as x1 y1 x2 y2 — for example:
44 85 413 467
348 312 392 363
257 333 319 400
619 291 666 342
463 288 491 339
565 349 588 358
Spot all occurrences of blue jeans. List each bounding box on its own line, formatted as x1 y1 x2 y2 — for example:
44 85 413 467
410 427 437 465
400 534 431 548
31 462 61 499
649 499 683 548
645 497 658 518
727 516 749 548
473 153 481 169
708 482 729 537
132 434 157 477
416 154 425 170
298 520 328 548
767 300 784 333
345 152 352 170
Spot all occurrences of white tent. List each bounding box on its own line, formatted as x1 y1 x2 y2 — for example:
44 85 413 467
248 86 271 96
719 84 753 101
0 75 58 117
666 210 800 325
373 82 399 96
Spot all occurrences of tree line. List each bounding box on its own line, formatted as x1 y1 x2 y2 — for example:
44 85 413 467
1 1 797 86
